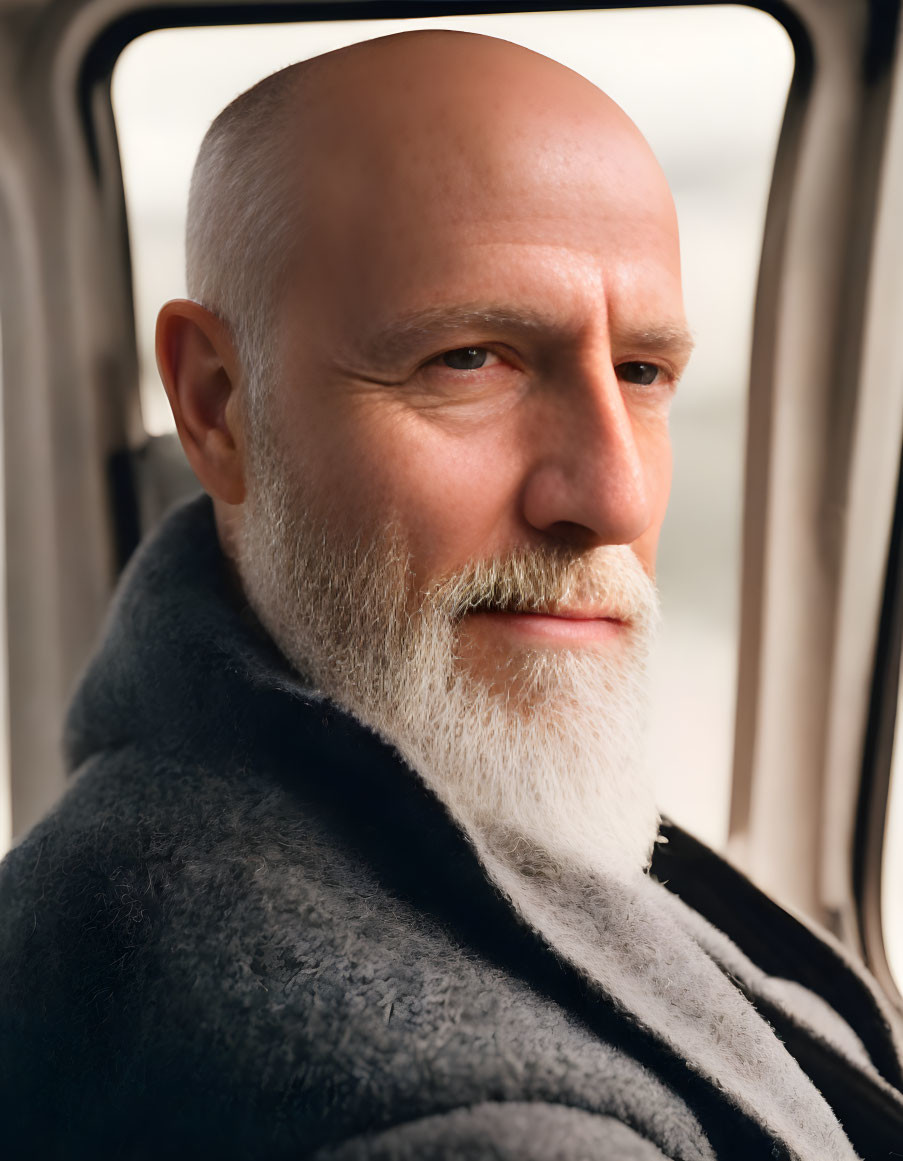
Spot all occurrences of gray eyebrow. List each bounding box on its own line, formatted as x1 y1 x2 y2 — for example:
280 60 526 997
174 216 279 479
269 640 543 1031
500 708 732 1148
357 305 552 366
617 324 696 363
355 304 695 368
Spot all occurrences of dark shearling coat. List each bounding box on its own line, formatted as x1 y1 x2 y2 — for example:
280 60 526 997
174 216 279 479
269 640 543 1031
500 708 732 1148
1 497 903 1161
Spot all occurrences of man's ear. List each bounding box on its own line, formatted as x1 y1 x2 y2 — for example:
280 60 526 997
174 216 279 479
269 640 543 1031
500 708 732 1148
155 299 246 505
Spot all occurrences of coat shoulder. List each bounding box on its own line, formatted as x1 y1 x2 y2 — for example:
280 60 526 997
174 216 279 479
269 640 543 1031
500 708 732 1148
0 752 713 1161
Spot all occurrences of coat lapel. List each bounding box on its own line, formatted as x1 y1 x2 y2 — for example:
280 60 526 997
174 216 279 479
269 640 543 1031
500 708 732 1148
653 823 903 1160
461 831 869 1161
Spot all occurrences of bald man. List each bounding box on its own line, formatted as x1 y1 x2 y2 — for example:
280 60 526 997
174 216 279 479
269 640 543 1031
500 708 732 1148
2 30 903 1161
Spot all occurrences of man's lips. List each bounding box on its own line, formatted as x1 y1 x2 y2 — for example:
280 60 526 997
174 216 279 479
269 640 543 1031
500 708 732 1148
464 607 628 644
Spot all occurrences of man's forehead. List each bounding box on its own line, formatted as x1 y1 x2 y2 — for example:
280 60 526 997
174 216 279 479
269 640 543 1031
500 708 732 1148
289 220 684 344
244 31 687 380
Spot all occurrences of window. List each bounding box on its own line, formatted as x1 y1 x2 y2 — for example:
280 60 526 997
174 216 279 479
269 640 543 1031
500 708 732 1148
112 6 794 851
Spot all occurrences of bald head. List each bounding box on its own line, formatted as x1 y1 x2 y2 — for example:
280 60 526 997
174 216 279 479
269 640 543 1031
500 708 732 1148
185 29 676 389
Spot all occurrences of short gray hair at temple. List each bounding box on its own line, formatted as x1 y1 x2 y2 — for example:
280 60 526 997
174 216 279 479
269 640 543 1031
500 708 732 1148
185 63 303 401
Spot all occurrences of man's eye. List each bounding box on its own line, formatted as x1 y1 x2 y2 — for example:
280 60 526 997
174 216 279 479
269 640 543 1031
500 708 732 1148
616 361 662 386
440 347 492 370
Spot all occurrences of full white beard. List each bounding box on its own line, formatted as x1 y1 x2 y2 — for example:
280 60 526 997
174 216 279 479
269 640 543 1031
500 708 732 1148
236 412 662 883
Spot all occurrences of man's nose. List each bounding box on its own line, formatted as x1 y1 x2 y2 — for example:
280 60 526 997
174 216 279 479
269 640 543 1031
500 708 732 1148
520 360 654 547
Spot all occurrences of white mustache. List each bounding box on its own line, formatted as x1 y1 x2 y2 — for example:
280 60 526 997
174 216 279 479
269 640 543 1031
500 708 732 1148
423 544 660 630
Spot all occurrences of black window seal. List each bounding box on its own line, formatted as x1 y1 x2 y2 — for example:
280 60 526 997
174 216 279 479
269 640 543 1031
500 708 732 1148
855 432 903 1009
